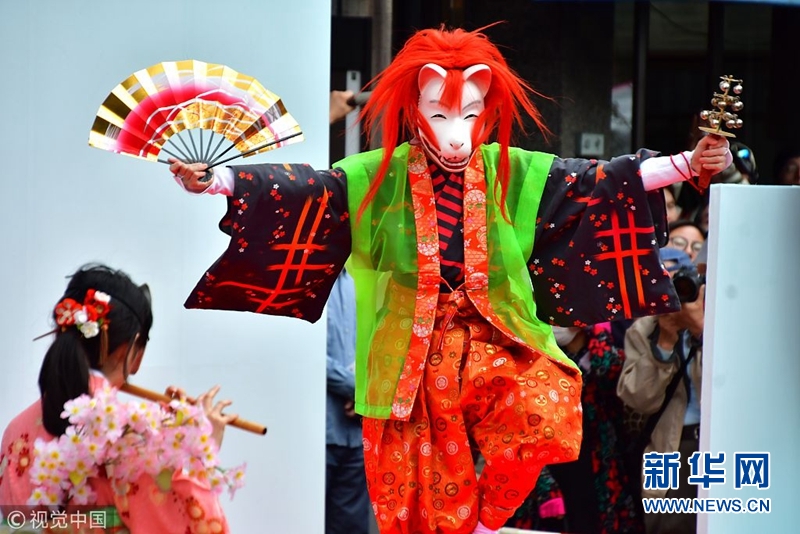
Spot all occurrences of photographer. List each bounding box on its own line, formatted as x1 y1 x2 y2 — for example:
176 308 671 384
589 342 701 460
667 220 706 262
617 247 704 534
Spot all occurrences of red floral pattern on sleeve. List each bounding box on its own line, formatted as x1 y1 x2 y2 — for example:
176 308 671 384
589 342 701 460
6 433 32 478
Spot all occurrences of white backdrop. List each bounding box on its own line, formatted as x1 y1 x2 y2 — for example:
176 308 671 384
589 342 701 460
699 184 800 533
0 1 330 533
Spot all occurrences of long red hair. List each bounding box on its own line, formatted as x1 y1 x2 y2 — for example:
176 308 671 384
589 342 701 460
357 25 550 220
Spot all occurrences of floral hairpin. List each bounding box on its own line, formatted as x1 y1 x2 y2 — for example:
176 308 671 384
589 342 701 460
54 289 112 339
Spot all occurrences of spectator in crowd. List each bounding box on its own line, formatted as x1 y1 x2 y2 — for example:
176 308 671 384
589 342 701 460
324 91 371 534
667 220 706 262
504 467 567 533
325 270 371 534
729 142 758 184
617 248 704 534
543 324 645 534
663 184 681 224
774 145 800 186
330 90 356 126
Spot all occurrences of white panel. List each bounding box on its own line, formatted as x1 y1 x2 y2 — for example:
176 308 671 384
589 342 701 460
0 2 330 533
699 184 800 533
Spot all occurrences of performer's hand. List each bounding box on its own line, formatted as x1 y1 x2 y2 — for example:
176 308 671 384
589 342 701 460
197 385 239 448
168 157 212 194
690 135 732 176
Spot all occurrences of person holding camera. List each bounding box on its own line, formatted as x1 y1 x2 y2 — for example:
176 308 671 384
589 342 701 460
617 247 704 534
667 221 706 263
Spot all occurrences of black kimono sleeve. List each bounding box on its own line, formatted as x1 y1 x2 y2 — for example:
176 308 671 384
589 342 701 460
184 163 351 323
530 150 679 327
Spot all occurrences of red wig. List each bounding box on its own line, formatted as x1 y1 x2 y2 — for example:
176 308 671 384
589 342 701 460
357 26 550 219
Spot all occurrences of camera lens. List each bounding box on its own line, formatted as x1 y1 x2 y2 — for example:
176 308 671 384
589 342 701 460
672 266 701 303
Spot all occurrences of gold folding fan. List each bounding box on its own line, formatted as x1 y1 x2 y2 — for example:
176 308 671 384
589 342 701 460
89 60 303 168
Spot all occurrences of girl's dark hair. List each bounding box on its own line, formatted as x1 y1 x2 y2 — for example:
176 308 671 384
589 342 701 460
38 264 153 436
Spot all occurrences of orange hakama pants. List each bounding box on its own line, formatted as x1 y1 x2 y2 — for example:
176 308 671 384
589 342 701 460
362 290 583 534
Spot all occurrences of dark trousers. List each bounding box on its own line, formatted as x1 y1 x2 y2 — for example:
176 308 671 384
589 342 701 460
326 444 371 534
548 435 601 534
644 426 699 534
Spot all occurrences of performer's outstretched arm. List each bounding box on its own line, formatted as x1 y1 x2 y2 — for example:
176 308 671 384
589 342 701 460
530 150 676 327
168 158 352 323
640 134 732 191
528 134 730 327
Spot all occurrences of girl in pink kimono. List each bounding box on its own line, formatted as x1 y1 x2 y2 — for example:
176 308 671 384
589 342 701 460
0 264 237 533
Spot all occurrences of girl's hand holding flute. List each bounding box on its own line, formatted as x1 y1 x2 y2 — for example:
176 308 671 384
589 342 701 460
119 382 268 441
171 385 239 448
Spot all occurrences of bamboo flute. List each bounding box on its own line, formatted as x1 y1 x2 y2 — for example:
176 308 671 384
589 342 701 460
120 382 267 436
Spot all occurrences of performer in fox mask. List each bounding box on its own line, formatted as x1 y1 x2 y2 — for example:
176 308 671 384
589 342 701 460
169 27 730 534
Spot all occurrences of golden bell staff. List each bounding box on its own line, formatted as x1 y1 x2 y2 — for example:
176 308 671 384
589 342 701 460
120 382 267 436
697 74 744 190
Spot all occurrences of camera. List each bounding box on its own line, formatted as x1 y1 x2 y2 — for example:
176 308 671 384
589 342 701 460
672 265 706 303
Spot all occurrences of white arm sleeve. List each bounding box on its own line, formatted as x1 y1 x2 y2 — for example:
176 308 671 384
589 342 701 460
640 150 696 191
172 167 235 196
